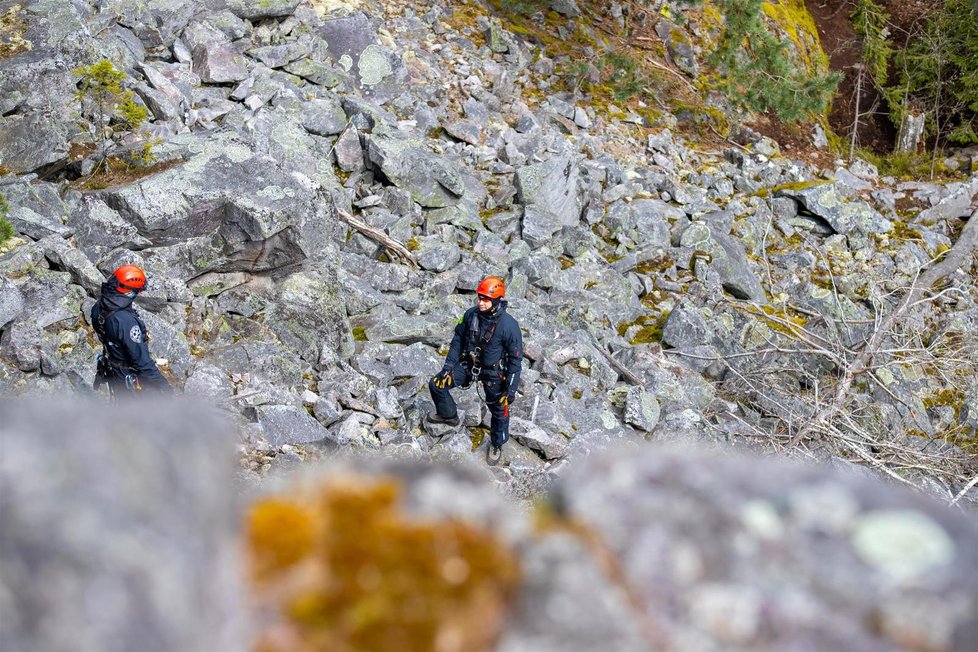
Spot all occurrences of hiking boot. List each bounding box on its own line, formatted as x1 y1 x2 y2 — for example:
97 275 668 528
486 444 502 466
428 412 460 427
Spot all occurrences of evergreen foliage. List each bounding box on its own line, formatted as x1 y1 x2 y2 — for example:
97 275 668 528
600 50 648 102
0 193 14 245
895 0 978 145
851 0 892 90
708 0 841 121
72 59 149 172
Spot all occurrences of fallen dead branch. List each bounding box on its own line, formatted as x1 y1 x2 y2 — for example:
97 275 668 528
336 207 419 269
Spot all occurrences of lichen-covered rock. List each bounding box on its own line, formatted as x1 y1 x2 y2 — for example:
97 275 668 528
256 404 338 448
0 398 246 652
0 179 73 240
364 126 464 208
261 266 352 366
318 13 405 99
510 417 568 460
680 221 765 301
0 276 25 330
300 98 349 136
915 175 978 225
623 386 660 432
414 236 461 272
541 446 978 652
515 155 582 228
0 321 41 371
777 183 892 235
95 132 330 279
192 39 249 83
38 237 104 295
0 113 70 175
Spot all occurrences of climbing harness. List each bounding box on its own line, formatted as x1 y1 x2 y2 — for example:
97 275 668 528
92 308 142 398
460 312 502 389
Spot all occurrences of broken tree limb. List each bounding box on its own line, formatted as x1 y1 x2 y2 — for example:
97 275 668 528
788 209 978 447
336 208 419 268
585 327 644 386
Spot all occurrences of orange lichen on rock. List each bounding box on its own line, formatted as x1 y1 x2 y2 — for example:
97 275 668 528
246 475 521 652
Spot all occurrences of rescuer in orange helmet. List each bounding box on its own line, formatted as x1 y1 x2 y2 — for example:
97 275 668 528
429 276 523 466
91 265 172 396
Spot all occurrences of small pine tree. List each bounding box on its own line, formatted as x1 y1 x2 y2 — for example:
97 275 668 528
0 193 14 245
73 59 149 173
852 0 892 89
709 0 841 121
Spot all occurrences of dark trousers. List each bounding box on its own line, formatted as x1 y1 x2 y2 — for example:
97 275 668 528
428 363 510 448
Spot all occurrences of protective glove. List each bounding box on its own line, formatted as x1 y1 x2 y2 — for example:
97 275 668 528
433 368 454 389
499 392 516 408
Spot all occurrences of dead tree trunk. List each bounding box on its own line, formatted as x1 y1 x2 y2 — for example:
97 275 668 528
896 112 926 152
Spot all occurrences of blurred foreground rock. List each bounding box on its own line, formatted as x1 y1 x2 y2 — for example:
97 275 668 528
3 399 977 652
529 447 978 652
0 398 247 652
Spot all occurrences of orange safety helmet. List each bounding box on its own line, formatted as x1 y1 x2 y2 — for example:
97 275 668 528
476 276 505 299
113 265 147 293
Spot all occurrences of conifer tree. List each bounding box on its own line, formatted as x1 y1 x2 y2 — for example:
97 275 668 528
73 59 148 173
708 0 840 121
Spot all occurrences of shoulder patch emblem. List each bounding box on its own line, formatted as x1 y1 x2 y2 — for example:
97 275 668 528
129 325 142 343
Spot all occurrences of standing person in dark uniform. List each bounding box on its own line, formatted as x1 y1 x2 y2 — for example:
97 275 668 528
429 276 523 466
91 265 172 396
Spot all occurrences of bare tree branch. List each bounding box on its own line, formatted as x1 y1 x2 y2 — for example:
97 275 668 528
788 209 978 447
336 208 419 269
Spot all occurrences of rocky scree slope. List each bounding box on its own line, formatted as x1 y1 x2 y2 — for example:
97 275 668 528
0 0 975 504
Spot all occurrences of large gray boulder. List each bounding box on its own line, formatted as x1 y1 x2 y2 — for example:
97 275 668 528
0 398 247 652
364 125 464 208
0 179 73 240
538 446 978 651
680 221 765 301
100 0 196 50
300 98 349 136
0 276 25 330
256 404 338 447
0 112 70 175
67 196 153 264
0 0 89 174
223 0 302 20
94 132 333 280
515 155 582 227
261 266 352 366
915 175 978 225
777 183 892 236
317 13 405 100
185 20 248 83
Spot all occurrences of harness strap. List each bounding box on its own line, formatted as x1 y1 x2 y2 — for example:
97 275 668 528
94 308 134 374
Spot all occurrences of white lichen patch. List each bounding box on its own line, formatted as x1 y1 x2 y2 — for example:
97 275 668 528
256 185 296 201
741 500 784 540
358 44 392 86
310 0 360 17
338 53 353 71
851 510 954 584
224 142 255 164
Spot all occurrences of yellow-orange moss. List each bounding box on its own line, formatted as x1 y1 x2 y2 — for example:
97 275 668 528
246 475 521 652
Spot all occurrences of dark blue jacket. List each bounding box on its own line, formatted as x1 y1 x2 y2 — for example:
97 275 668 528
91 281 171 392
444 300 523 396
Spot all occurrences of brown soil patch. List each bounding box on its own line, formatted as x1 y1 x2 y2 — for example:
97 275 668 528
69 157 182 192
747 113 839 168
805 0 895 152
805 0 948 154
